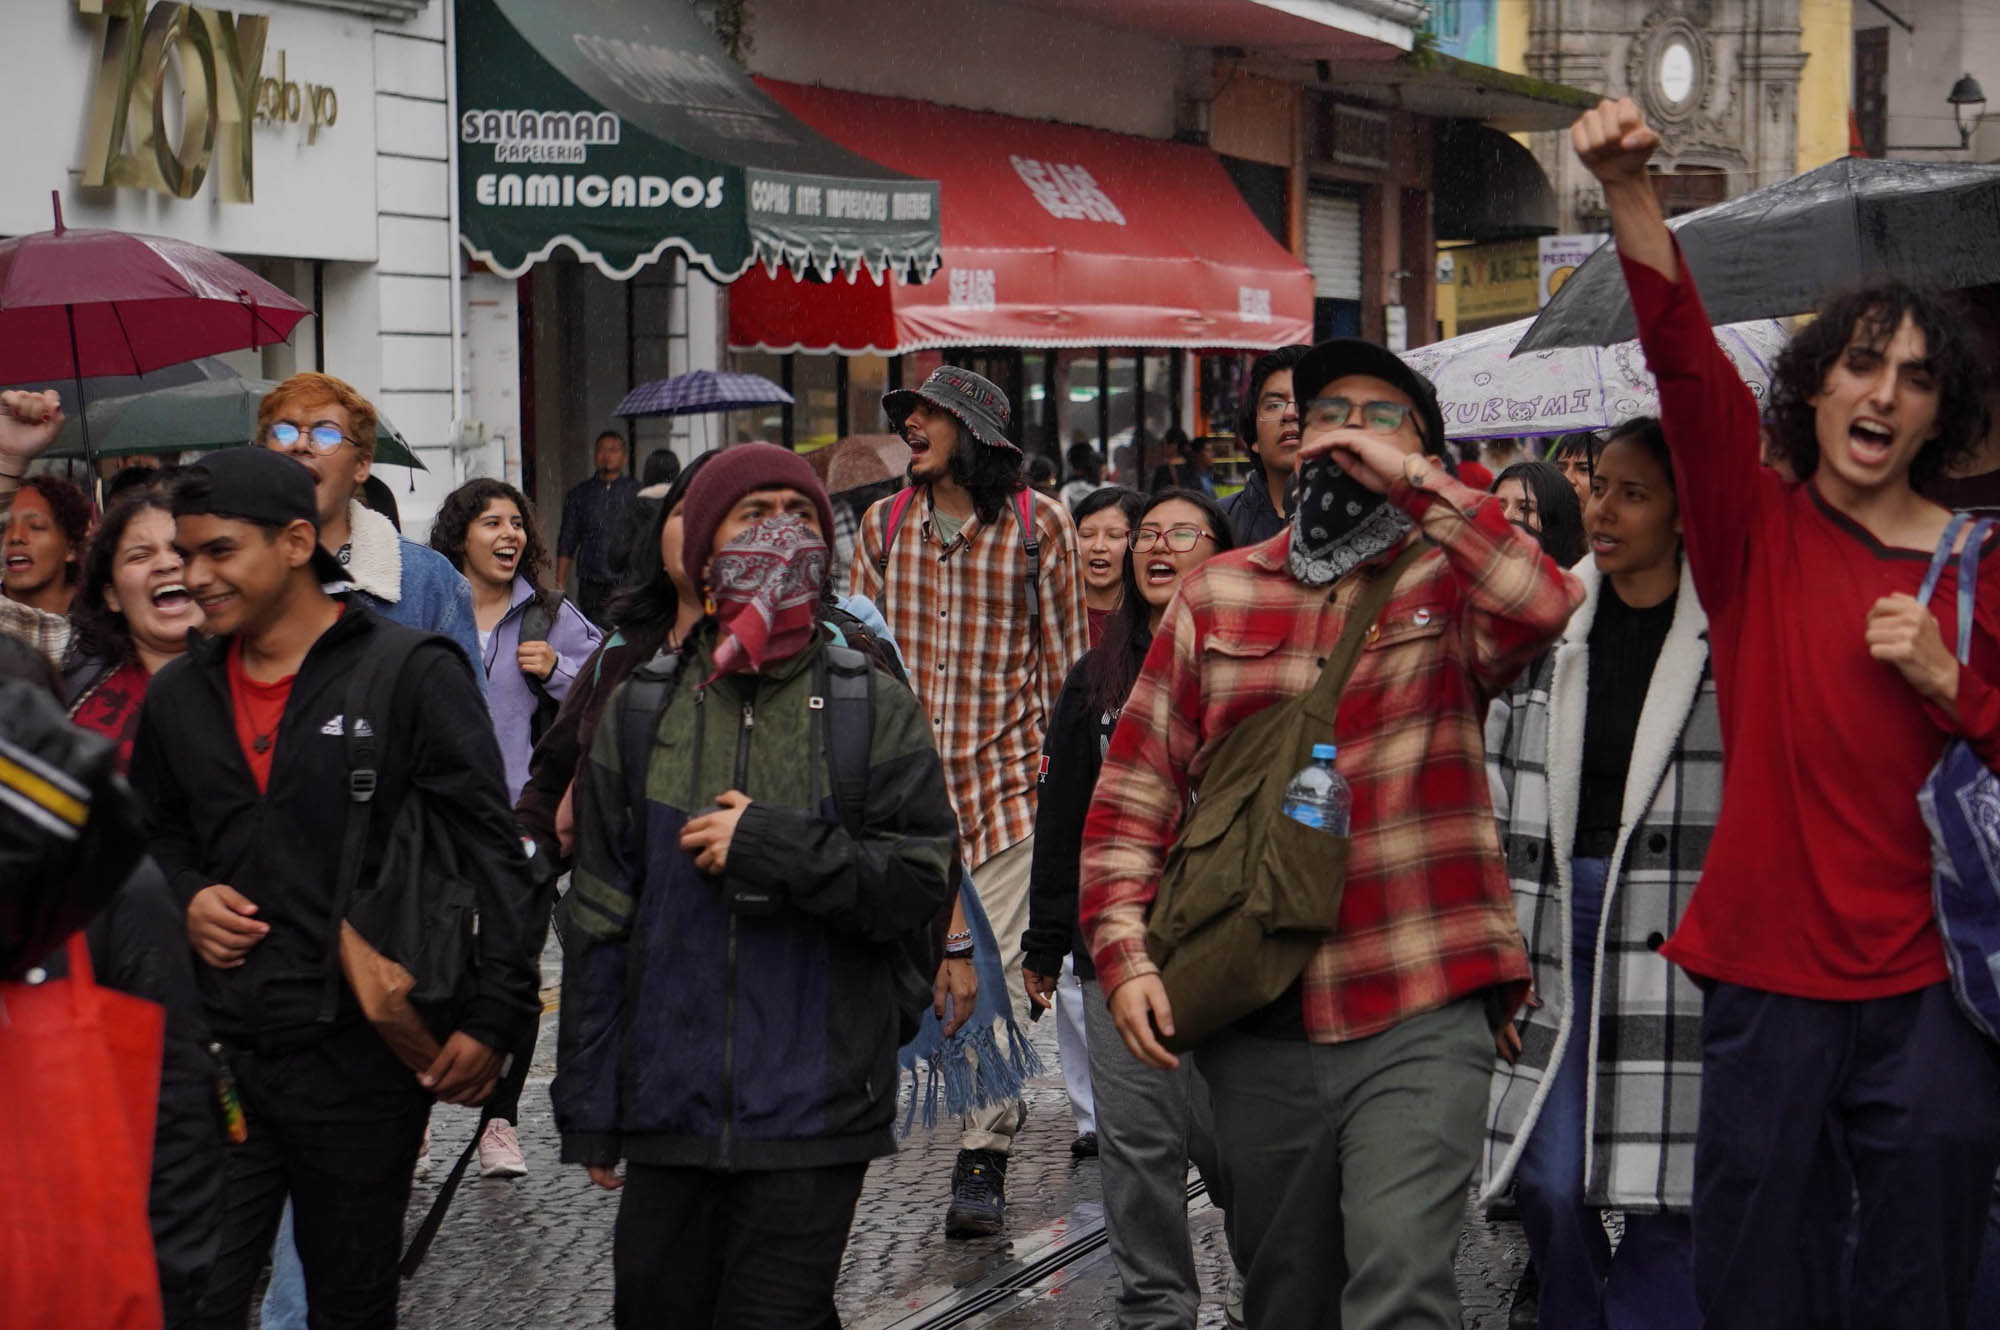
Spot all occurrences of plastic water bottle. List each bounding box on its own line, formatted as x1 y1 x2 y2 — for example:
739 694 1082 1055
1281 742 1352 836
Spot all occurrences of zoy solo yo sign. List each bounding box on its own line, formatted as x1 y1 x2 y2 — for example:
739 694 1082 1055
77 0 338 203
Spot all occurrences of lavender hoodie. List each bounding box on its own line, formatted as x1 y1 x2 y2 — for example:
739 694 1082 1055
481 577 603 804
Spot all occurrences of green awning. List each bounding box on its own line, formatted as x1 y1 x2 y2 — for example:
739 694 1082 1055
455 0 942 283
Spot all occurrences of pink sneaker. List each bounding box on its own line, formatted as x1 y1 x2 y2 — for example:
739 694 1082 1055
479 1118 527 1178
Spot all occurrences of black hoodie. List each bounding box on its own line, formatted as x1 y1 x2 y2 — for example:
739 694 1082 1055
129 600 540 1059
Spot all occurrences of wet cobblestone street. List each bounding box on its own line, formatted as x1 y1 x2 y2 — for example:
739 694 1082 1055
387 941 1529 1327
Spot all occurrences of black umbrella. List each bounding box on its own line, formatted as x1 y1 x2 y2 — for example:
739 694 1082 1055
1516 157 2000 352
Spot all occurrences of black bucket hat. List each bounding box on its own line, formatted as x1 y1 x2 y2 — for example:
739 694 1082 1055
882 366 1019 456
1291 339 1449 460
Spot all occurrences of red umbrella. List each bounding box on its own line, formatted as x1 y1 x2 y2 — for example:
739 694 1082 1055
0 193 311 466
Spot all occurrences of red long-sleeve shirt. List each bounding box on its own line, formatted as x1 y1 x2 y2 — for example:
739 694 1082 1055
1630 250 2000 999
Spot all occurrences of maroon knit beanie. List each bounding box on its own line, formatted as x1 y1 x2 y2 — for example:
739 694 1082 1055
679 442 837 592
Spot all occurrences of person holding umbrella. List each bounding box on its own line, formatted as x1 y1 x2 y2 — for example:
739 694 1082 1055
1574 98 2000 1328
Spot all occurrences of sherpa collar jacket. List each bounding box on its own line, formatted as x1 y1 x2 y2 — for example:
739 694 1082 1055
1481 556 1719 1213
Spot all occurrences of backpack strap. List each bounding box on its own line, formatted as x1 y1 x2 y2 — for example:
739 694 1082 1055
517 596 562 742
518 597 554 646
320 627 428 1024
815 645 874 839
614 650 688 869
1009 488 1043 633
873 487 922 576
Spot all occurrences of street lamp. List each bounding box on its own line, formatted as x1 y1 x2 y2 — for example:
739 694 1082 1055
1888 72 1988 152
1948 74 1988 149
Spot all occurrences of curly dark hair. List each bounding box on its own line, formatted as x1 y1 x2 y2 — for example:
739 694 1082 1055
1765 283 1989 493
427 478 556 612
13 475 93 586
943 425 1027 526
69 483 177 663
1084 487 1237 713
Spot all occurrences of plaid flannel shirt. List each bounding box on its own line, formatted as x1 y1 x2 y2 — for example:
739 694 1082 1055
0 596 69 670
850 486 1090 869
1079 469 1583 1042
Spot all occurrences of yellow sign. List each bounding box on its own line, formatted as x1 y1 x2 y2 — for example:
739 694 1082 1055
1451 238 1542 326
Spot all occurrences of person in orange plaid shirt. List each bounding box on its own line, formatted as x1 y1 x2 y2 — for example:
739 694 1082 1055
850 366 1090 1238
1080 338 1582 1328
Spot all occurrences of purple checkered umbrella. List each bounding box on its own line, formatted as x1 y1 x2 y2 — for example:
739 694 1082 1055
615 370 793 418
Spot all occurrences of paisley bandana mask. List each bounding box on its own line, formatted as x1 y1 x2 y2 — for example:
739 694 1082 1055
705 512 829 680
1286 455 1414 587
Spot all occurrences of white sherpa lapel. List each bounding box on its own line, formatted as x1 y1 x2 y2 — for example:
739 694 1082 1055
1544 553 1596 921
1615 556 1708 831
343 499 404 603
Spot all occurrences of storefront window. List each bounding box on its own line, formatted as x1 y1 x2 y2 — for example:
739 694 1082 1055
791 355 839 453
728 351 788 446
847 355 889 437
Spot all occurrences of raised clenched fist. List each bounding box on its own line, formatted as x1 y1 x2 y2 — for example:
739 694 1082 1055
1571 97 1662 187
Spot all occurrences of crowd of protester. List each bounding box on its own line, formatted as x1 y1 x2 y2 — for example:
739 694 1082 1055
7 95 2000 1330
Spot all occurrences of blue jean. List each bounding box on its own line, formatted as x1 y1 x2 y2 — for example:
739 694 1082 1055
1513 857 1698 1330
260 1201 307 1329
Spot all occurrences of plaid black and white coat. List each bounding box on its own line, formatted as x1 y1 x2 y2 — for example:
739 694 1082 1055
1480 556 1719 1213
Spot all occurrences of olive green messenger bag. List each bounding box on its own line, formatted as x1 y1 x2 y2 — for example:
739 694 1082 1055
1142 541 1425 1051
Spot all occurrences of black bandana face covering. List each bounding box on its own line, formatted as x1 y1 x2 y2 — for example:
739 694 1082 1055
1286 455 1414 586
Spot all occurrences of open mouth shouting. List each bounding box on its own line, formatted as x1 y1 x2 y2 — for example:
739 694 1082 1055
492 542 521 572
1845 416 1896 469
150 581 197 616
1142 557 1178 588
2 552 33 577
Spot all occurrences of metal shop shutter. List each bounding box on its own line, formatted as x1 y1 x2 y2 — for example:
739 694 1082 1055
1305 188 1363 302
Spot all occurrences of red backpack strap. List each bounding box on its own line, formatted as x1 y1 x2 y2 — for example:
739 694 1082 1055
875 487 920 575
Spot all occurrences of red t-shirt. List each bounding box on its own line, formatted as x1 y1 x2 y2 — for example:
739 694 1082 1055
227 638 297 795
1628 250 2000 999
68 657 152 773
1087 605 1110 648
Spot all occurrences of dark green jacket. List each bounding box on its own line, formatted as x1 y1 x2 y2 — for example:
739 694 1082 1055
553 629 956 1169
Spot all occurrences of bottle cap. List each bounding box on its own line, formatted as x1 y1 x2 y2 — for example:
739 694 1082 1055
1311 742 1337 761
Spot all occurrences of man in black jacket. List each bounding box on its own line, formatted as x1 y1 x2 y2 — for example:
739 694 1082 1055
130 448 540 1330
1221 344 1310 546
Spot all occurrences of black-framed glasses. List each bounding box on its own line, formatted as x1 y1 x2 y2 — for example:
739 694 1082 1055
1130 525 1215 553
1253 394 1297 420
1302 397 1413 434
266 421 356 454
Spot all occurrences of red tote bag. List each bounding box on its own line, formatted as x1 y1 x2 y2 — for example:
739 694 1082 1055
0 932 166 1330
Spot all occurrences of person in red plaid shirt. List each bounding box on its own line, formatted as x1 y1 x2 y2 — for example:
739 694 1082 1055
850 366 1091 1239
1080 338 1582 1328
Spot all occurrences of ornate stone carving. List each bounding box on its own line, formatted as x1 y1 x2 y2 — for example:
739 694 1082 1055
1627 9 1716 128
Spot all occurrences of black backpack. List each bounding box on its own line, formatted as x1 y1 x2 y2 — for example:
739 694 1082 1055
612 643 937 1044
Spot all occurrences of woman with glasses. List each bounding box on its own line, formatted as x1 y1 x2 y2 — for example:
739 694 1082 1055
1023 486 1240 1328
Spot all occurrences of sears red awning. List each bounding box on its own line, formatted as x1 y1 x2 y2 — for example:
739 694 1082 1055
729 81 1314 354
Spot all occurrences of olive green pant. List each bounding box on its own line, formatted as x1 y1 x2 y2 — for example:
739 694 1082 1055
1196 996 1491 1330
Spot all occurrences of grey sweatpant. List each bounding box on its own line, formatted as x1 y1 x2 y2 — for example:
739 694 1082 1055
1084 979 1232 1329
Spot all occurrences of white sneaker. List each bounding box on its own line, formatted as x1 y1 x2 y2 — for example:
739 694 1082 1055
479 1119 528 1178
413 1123 432 1180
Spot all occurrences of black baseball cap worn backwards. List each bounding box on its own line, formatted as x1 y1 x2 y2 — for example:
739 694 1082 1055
1292 338 1449 460
189 447 350 586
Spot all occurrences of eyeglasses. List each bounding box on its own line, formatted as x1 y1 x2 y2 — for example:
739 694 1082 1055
1302 397 1413 434
1254 395 1297 420
1129 525 1215 553
265 421 357 454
